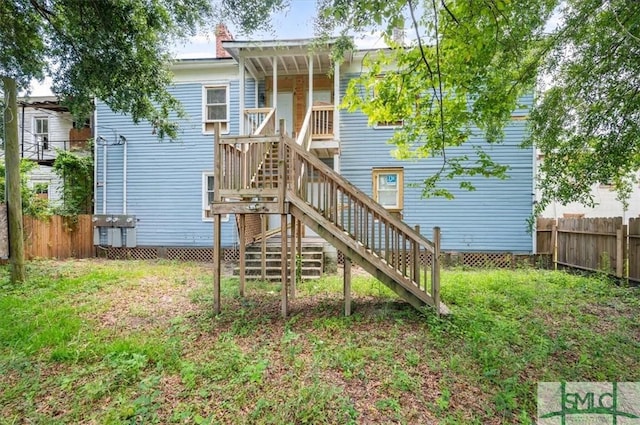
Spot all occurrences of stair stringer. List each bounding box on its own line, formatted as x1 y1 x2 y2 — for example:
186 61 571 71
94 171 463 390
288 197 450 314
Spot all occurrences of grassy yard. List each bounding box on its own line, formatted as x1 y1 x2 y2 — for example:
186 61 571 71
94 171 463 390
0 260 638 424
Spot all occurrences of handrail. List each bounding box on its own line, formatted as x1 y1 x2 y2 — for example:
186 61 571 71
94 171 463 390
296 106 313 151
244 108 276 136
284 136 434 250
283 134 439 308
216 108 278 196
254 108 276 136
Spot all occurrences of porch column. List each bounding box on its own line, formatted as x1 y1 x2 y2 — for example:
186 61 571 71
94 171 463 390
239 56 245 135
333 59 340 141
272 56 278 132
308 53 314 112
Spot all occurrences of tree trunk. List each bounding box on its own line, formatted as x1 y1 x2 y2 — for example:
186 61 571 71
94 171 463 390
3 77 25 284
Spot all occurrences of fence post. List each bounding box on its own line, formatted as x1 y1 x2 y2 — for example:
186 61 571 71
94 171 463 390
551 219 558 270
616 223 627 279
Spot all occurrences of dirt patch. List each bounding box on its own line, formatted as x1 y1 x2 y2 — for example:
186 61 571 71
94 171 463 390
91 275 200 333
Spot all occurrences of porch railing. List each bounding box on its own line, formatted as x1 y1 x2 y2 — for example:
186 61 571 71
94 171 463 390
311 104 334 140
245 108 276 135
216 109 278 200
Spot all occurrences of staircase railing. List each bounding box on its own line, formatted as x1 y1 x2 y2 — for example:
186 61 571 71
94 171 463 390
216 109 278 199
296 106 313 151
245 108 276 135
283 136 440 310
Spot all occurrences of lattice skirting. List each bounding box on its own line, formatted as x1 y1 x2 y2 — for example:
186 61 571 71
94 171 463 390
337 250 546 269
98 246 546 270
98 246 240 263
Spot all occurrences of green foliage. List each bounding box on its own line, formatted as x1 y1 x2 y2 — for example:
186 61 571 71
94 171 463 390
52 147 93 216
0 158 50 217
318 0 557 198
0 261 639 423
529 0 640 213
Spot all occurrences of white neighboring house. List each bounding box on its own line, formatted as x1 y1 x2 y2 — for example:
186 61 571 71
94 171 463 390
536 151 640 219
3 96 92 207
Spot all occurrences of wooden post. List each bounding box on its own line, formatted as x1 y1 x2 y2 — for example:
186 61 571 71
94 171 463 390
281 213 288 318
261 214 267 280
213 122 222 315
290 214 297 299
551 220 558 270
238 214 246 297
431 227 441 316
278 121 287 212
344 255 352 316
616 223 627 278
413 225 420 287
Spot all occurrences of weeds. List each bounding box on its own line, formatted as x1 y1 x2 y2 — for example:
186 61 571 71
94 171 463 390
0 260 638 424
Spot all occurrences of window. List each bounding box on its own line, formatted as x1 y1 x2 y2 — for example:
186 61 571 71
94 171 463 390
372 168 404 211
33 182 49 200
203 85 229 134
202 173 229 221
34 117 49 150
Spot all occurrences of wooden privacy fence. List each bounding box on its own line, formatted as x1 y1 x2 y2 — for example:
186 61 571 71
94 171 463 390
23 215 94 259
537 217 640 282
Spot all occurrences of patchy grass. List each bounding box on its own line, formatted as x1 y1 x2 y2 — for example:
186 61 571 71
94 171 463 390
0 260 638 424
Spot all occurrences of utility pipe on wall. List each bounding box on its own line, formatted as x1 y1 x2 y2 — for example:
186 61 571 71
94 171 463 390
102 139 107 214
93 103 98 215
122 136 127 214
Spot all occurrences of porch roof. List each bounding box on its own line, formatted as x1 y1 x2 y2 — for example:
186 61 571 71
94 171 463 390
222 38 353 77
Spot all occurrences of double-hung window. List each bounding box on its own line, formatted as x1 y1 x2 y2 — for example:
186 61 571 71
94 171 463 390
372 168 404 211
34 117 49 150
203 85 229 134
202 172 229 221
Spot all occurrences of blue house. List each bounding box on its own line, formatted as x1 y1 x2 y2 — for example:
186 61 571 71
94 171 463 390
95 36 534 250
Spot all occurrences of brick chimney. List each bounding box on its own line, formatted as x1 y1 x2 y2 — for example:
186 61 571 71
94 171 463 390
215 23 233 58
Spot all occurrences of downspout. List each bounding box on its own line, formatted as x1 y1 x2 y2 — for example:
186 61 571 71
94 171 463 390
20 103 25 157
93 100 98 215
102 140 107 214
122 137 127 214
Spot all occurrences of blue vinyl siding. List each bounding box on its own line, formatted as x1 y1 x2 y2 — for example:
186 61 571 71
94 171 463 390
339 76 534 253
95 81 241 247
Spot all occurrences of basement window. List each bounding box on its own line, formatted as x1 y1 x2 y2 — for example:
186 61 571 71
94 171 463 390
203 173 229 222
372 168 404 211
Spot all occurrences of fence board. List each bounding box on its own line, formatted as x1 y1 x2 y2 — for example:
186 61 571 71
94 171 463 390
629 218 640 283
536 218 555 255
23 215 94 260
556 217 622 276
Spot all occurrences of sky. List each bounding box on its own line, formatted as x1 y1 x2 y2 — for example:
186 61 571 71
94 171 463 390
27 0 387 96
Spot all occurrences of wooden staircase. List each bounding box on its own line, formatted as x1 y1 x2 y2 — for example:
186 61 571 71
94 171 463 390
233 243 323 281
211 110 449 316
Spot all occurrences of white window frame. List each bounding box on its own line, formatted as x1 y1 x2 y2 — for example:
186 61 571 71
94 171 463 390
202 172 229 222
34 116 50 150
372 168 404 211
202 85 230 135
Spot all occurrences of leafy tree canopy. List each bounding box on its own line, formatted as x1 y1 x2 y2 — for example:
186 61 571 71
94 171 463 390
527 0 640 214
0 0 210 137
310 0 640 209
315 0 558 199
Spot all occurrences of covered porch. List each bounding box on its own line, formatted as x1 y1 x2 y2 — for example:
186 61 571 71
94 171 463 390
223 38 351 161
